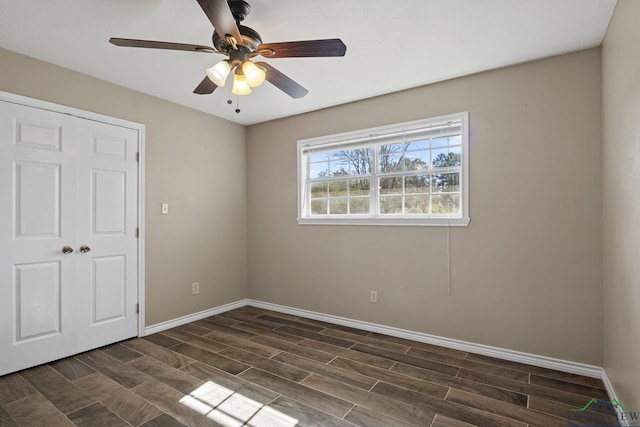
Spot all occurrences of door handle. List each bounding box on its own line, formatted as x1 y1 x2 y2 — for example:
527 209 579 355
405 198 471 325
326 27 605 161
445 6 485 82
79 245 91 253
62 245 74 254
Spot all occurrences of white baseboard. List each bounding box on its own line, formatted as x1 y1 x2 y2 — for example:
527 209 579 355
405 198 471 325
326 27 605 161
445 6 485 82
601 369 630 426
247 299 603 379
144 299 248 336
143 298 604 380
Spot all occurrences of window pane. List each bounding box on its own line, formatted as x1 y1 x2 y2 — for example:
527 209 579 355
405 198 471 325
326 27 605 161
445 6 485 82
310 199 327 215
448 135 462 146
310 182 328 198
379 177 402 195
432 173 460 193
378 153 403 173
431 194 460 214
379 142 405 154
349 156 373 176
329 181 348 197
379 196 403 214
404 150 429 171
349 197 370 214
432 136 460 148
329 158 349 176
432 148 461 168
405 195 430 214
405 139 430 150
309 152 328 162
329 198 347 214
405 175 430 193
349 148 373 157
349 179 370 196
309 162 328 179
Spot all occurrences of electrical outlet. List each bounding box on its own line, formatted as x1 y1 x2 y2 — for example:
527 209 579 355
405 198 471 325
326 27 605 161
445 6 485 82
370 290 378 303
192 282 200 295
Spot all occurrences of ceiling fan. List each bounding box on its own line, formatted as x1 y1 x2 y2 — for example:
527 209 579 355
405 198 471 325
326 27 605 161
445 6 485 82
109 0 346 110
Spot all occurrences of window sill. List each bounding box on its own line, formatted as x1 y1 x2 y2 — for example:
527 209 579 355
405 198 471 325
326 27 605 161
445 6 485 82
296 216 470 227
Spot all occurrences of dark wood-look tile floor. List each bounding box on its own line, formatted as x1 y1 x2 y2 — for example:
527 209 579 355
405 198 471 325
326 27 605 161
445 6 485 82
0 306 618 426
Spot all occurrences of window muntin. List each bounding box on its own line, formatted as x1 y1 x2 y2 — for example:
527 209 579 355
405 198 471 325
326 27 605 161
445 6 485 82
298 112 469 226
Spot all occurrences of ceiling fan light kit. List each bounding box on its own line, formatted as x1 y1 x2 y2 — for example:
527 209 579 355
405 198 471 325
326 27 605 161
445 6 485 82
109 0 346 112
232 71 252 95
205 60 231 86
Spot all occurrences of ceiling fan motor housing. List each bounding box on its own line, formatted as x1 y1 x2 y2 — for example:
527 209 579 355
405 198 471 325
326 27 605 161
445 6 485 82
213 24 262 53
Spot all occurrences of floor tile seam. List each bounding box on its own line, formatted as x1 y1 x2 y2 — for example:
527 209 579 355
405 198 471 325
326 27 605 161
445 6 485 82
455 365 530 384
423 372 532 406
280 357 379 391
121 362 208 398
68 401 135 427
458 370 605 408
256 326 309 342
531 372 607 391
529 373 608 395
328 333 410 353
168 336 232 355
3 391 84 426
119 341 197 370
19 369 97 415
121 348 196 372
0 407 19 427
239 362 313 387
249 368 353 412
0 379 37 407
220 344 312 372
297 375 374 419
421 392 531 427
445 386 570 425
339 403 358 423
407 348 537 380
63 399 104 417
204 338 281 360
522 378 608 401
337 359 452 395
465 355 606 390
352 343 460 374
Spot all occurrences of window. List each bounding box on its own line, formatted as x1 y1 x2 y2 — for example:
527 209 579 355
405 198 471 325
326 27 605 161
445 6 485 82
297 112 470 226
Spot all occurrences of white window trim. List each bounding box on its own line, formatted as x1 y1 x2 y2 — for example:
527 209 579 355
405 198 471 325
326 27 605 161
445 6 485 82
297 112 470 227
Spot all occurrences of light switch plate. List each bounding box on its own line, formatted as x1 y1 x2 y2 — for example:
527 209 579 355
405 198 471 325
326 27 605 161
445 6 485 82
161 203 169 215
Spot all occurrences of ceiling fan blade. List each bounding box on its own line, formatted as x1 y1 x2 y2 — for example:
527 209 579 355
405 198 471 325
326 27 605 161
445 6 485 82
109 38 216 53
193 76 218 95
258 39 346 58
255 62 308 99
197 0 242 43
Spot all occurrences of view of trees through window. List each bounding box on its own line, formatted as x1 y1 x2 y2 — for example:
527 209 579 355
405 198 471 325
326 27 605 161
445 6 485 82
308 135 462 216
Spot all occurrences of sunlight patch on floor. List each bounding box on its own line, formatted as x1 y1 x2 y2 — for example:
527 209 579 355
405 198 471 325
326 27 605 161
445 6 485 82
179 381 298 427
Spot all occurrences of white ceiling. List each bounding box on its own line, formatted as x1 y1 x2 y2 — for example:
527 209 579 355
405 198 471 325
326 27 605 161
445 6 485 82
0 0 617 126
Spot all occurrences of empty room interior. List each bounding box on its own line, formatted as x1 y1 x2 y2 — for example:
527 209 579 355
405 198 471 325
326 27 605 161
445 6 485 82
0 0 638 426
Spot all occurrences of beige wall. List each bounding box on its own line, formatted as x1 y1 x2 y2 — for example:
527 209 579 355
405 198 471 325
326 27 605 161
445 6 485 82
0 43 609 367
247 49 604 365
0 48 248 326
602 0 640 408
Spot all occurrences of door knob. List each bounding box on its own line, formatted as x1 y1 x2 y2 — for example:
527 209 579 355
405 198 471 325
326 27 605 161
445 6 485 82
62 245 74 254
79 245 91 253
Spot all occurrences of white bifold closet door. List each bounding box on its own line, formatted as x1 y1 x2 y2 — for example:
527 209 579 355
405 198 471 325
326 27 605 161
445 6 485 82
0 101 140 375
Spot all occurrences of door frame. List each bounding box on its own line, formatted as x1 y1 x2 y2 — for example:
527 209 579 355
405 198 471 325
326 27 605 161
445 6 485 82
0 90 146 337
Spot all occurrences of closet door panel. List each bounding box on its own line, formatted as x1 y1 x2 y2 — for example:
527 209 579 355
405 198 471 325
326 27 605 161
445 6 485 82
0 102 77 375
75 119 139 352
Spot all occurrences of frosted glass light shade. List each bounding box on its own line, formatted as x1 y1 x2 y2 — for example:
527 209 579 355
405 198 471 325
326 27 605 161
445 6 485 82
242 61 266 87
232 74 252 95
206 60 231 86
